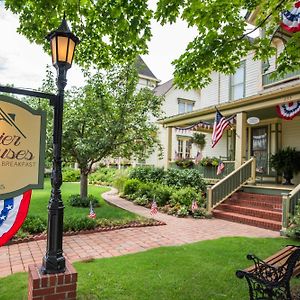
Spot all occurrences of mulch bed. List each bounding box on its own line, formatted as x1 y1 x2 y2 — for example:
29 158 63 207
8 219 166 246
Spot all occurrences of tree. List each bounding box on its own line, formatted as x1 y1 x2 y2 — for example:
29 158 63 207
62 64 163 198
4 0 152 70
5 0 298 89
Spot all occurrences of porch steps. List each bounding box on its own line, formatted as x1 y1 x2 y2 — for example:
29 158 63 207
212 191 282 231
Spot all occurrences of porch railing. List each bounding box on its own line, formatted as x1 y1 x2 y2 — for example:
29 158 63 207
262 69 300 87
282 183 300 230
195 161 235 180
207 157 256 212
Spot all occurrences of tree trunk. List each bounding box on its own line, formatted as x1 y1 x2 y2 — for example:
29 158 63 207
80 170 88 198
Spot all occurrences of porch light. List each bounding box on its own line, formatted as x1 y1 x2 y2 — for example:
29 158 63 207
46 15 80 70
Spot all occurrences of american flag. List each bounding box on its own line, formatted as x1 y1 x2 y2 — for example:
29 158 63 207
88 201 96 219
211 110 231 148
194 151 202 165
216 160 225 175
191 200 199 213
150 200 158 215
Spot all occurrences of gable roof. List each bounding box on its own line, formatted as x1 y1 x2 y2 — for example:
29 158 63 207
136 56 159 81
154 78 174 96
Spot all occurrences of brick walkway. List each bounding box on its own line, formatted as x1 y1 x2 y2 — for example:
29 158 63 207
0 188 279 278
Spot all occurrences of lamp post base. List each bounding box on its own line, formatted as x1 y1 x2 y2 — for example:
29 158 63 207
28 260 77 300
41 255 66 274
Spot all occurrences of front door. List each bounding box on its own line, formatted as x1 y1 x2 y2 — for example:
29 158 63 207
251 126 268 174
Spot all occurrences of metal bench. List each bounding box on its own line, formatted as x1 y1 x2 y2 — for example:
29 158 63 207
236 245 300 300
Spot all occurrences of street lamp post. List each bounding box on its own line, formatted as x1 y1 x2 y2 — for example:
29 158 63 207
41 16 79 274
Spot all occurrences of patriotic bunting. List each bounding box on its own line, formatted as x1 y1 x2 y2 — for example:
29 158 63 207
175 121 212 133
276 101 300 120
0 190 32 247
281 1 300 33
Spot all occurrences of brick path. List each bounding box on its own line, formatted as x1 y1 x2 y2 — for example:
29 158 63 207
0 188 279 278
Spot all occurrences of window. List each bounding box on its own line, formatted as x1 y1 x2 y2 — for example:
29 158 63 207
178 99 195 114
230 61 245 100
177 140 184 159
177 138 192 159
185 140 192 158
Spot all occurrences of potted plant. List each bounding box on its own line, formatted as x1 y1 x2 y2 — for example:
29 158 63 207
192 133 206 151
270 147 300 185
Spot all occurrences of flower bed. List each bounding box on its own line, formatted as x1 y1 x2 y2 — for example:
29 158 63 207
120 166 211 219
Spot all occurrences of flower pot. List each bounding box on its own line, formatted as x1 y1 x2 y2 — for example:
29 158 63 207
283 170 294 185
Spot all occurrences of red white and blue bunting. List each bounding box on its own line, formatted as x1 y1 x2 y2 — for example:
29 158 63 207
175 121 213 133
0 190 32 246
276 101 300 120
281 1 300 33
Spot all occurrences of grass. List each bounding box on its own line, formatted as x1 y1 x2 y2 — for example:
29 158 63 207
1 237 300 300
28 179 137 221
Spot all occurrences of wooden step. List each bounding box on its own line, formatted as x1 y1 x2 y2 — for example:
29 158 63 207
212 210 282 231
218 204 282 222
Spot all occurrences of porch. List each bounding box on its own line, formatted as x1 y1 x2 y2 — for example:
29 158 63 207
160 84 300 231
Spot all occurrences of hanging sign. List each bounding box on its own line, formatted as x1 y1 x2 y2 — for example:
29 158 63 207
276 101 300 120
0 95 46 199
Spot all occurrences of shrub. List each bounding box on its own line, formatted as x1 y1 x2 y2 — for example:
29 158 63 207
68 194 100 208
192 208 212 219
62 168 81 182
123 179 142 196
134 182 154 200
21 216 47 234
89 168 116 185
176 206 189 217
129 166 164 183
170 187 199 207
133 196 149 206
113 169 129 192
286 204 300 239
164 168 206 192
64 216 97 231
152 184 174 206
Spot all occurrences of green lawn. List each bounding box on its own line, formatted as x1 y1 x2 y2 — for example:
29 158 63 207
28 179 137 221
1 237 300 300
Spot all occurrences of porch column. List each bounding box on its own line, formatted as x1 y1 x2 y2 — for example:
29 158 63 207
235 112 247 168
164 126 173 169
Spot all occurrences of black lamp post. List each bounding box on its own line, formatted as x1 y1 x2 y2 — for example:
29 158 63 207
41 16 79 274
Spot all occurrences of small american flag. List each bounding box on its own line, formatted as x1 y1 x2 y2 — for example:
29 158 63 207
191 200 199 213
194 151 202 165
216 160 225 175
88 201 96 219
150 200 158 215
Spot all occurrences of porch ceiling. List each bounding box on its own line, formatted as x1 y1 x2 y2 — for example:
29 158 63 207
159 83 300 127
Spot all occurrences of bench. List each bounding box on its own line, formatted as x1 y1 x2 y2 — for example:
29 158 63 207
236 245 300 300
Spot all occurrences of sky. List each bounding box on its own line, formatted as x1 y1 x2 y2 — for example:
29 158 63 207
0 4 197 90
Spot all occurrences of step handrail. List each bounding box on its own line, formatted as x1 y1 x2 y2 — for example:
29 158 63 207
282 182 300 230
207 157 256 212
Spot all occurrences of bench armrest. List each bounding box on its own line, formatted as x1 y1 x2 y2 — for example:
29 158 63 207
236 254 283 283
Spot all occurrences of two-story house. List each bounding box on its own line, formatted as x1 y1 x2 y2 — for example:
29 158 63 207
159 28 300 232
144 78 201 167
